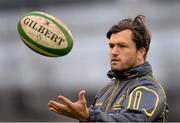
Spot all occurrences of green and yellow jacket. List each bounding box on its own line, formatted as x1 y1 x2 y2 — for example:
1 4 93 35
89 62 168 122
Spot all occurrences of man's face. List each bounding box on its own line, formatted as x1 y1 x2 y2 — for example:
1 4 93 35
109 29 143 72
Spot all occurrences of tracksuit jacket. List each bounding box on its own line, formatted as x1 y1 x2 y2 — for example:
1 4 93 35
88 62 168 122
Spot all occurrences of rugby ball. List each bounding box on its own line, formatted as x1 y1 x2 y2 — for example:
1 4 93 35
17 11 73 57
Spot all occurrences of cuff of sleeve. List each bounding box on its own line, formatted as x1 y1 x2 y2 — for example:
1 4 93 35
89 109 96 122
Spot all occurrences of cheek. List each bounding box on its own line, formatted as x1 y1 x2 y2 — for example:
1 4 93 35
122 50 137 61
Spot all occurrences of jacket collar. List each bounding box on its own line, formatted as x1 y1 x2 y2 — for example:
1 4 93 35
107 62 153 80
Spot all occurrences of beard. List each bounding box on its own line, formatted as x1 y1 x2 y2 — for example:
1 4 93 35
110 58 137 73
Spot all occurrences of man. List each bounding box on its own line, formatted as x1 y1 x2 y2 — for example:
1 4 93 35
48 15 168 122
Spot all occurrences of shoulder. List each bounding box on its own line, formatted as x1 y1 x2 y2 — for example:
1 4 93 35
129 75 166 97
126 76 167 118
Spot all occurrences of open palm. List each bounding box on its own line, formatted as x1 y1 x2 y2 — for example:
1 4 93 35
48 90 89 121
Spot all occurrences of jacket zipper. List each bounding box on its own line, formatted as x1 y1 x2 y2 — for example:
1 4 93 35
105 79 120 112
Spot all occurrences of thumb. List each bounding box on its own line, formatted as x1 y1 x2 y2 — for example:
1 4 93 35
78 90 86 103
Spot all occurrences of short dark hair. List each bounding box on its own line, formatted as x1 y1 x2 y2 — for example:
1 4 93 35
106 15 151 59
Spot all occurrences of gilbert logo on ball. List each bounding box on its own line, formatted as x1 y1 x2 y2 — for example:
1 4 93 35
17 11 73 57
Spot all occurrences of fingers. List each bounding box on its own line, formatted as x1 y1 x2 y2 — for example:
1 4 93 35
49 107 59 113
79 90 85 100
58 95 74 109
48 90 87 112
48 91 89 121
48 100 66 113
79 90 86 103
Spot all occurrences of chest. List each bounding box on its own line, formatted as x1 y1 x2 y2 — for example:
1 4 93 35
94 81 132 113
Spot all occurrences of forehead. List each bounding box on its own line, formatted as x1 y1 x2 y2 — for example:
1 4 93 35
109 29 134 44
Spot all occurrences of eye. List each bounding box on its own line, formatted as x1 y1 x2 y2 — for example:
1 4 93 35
109 43 114 48
119 44 127 48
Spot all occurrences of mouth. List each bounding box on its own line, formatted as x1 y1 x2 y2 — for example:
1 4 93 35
111 58 120 63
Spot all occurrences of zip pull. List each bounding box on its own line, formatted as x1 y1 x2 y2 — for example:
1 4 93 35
110 77 116 83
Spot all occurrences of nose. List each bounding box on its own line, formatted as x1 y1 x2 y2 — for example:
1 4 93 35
110 46 119 56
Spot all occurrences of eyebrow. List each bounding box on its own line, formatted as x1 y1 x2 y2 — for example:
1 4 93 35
109 42 128 45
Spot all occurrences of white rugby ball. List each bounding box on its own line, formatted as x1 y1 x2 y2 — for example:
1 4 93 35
17 11 73 57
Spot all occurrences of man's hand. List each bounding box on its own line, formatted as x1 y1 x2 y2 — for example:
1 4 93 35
48 90 89 122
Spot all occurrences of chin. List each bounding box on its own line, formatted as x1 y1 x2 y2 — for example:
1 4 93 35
111 65 129 73
111 62 123 70
111 67 123 72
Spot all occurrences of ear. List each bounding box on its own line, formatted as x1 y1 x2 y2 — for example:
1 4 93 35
137 47 146 60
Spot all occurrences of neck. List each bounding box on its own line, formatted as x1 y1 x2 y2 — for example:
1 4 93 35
134 60 145 69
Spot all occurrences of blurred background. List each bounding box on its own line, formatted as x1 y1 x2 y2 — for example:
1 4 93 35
0 0 179 121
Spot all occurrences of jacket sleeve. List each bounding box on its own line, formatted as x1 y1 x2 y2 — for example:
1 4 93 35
88 83 165 122
89 108 148 122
